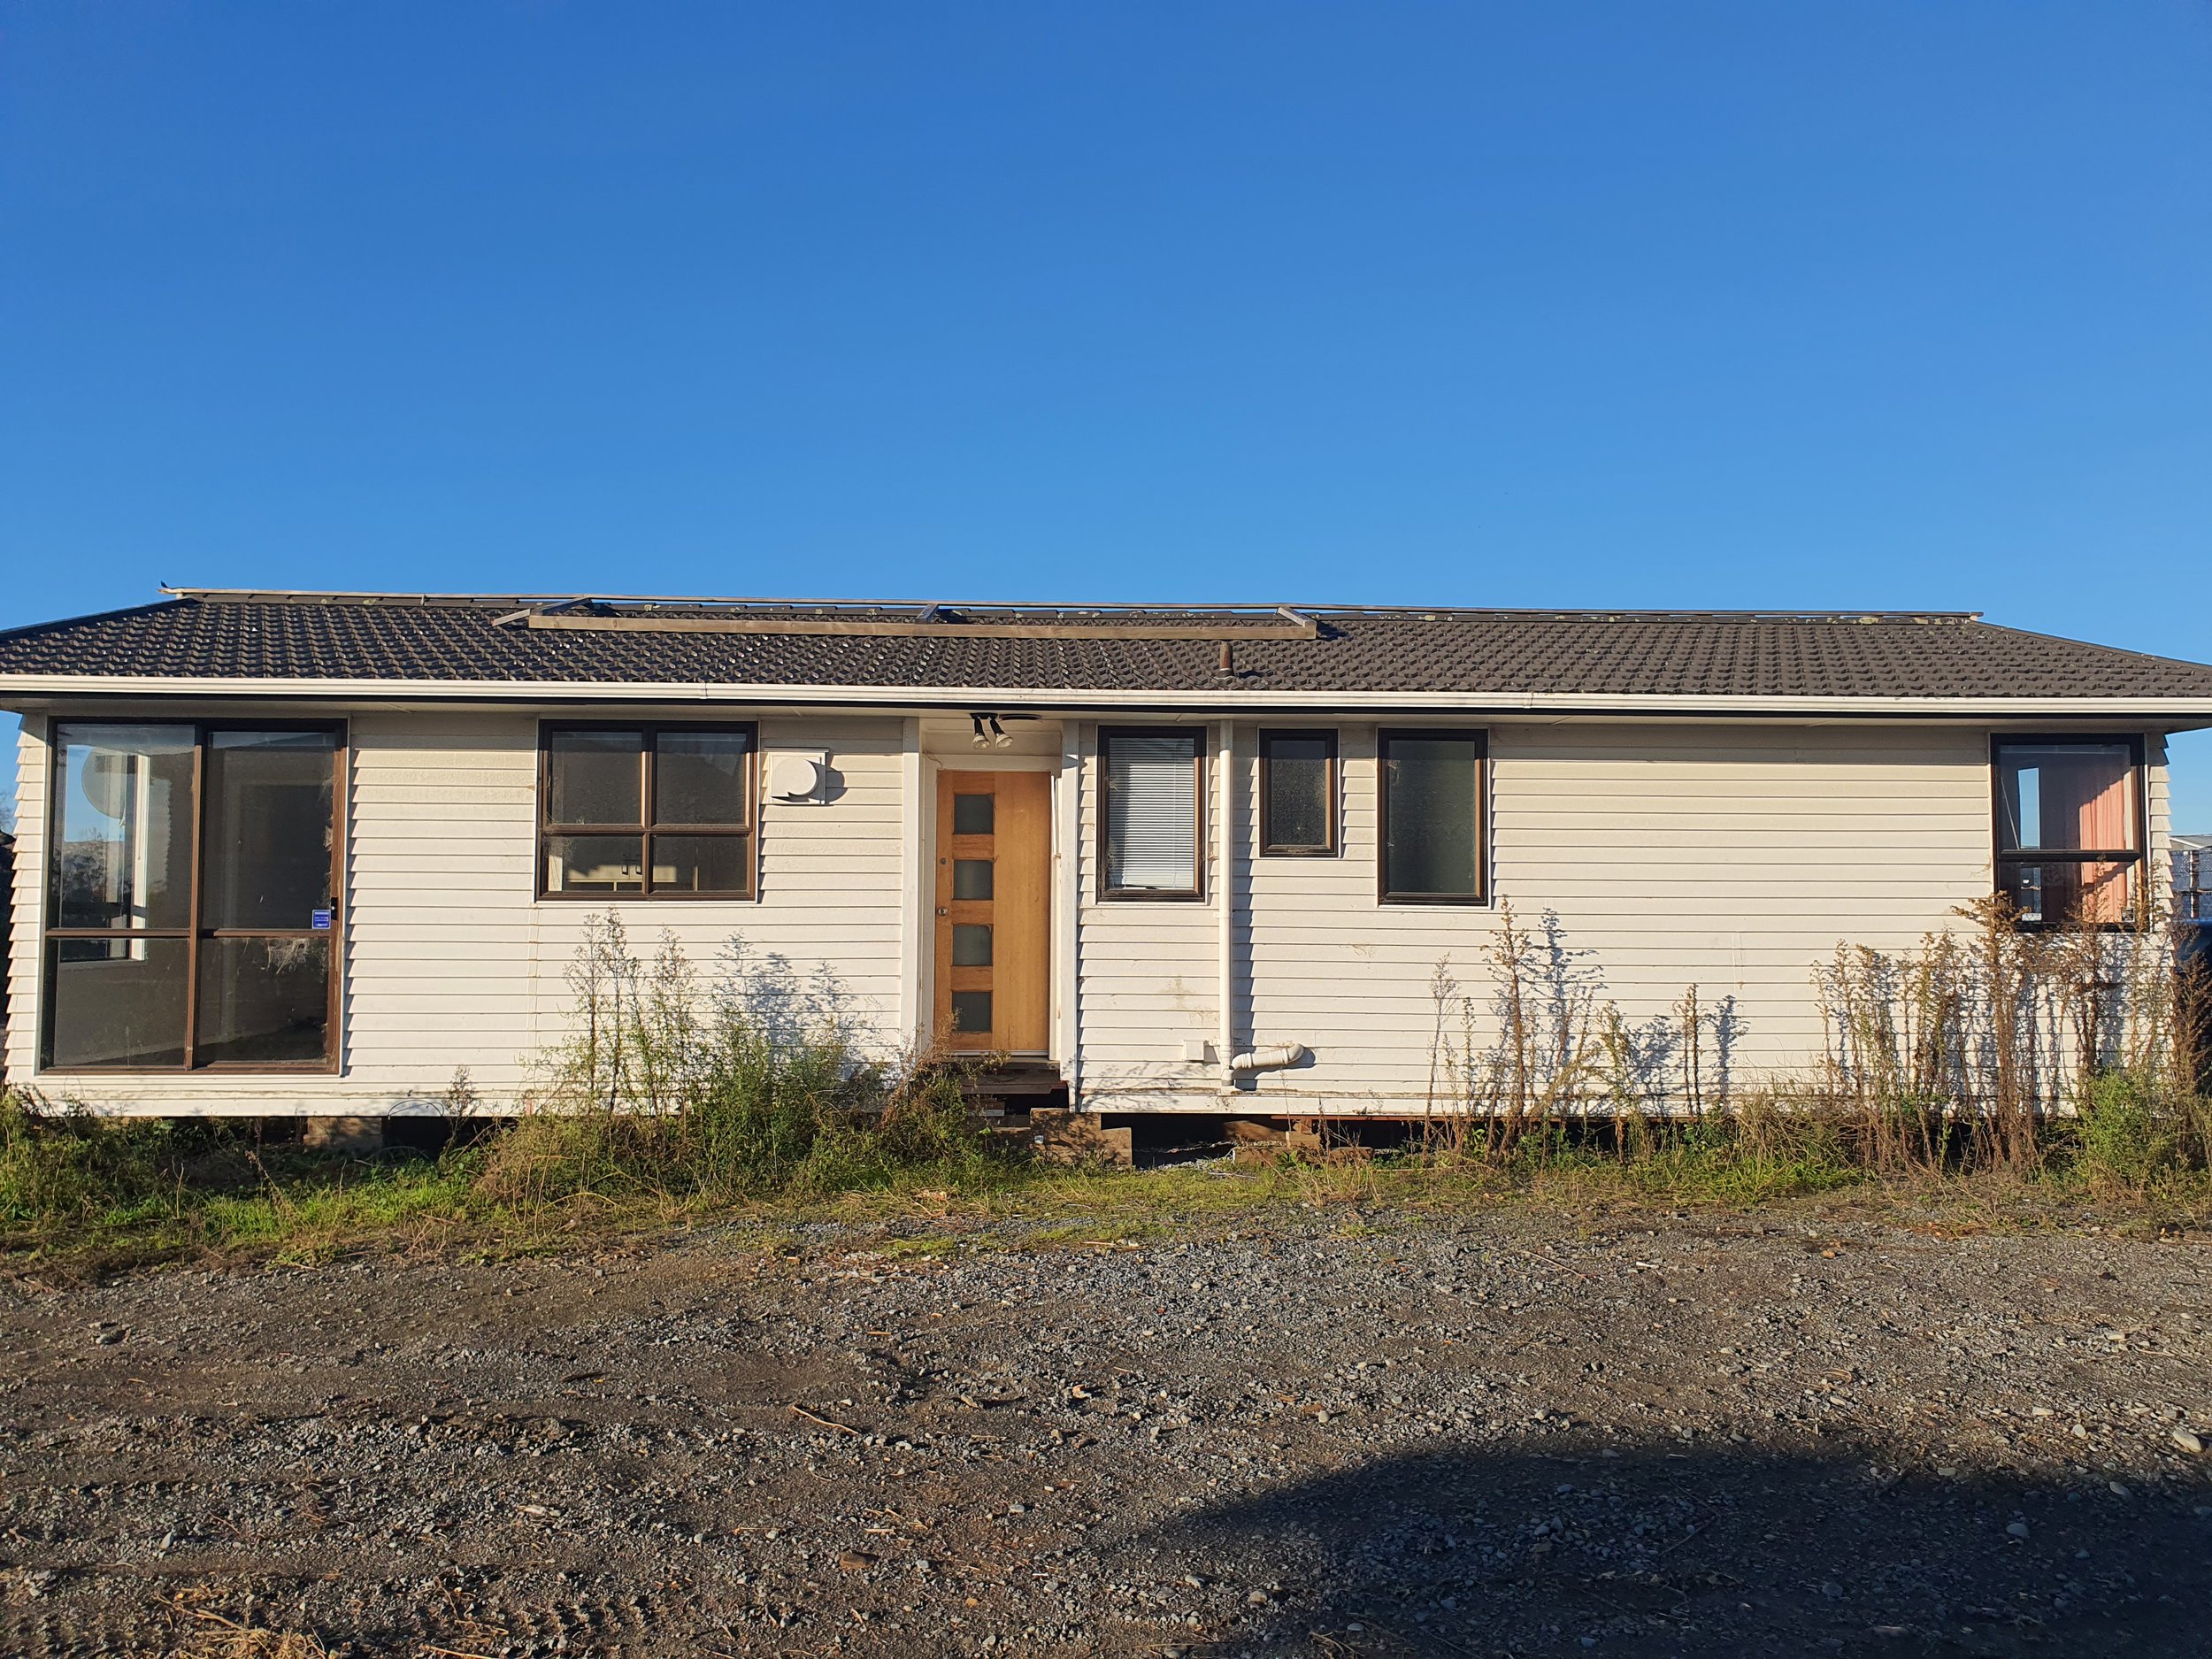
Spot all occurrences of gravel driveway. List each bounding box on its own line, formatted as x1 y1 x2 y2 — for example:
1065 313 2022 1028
3 1204 2208 1656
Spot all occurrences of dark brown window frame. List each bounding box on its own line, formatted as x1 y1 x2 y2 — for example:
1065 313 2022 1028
1377 727 1490 906
1258 728 1340 857
1990 733 2147 931
40 717 348 1074
1096 726 1206 902
536 720 760 902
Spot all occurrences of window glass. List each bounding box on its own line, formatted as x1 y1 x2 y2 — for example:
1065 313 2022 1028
1999 861 2133 928
1262 733 1333 853
1105 733 1200 893
547 730 642 825
545 834 646 893
50 725 196 930
201 731 336 930
952 924 994 966
1995 743 2134 852
1383 734 1483 899
950 990 993 1034
196 937 331 1065
651 835 752 894
953 859 995 900
654 730 750 826
953 794 995 834
42 937 190 1068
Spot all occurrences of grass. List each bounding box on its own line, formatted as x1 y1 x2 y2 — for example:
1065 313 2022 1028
4 1102 2209 1273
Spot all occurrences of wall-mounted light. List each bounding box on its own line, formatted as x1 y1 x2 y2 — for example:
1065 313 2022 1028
969 712 1011 749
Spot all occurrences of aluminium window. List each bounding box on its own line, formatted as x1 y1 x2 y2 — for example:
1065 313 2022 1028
42 721 343 1071
1379 729 1487 903
1993 737 2143 926
539 723 757 899
1259 730 1338 856
1099 728 1203 898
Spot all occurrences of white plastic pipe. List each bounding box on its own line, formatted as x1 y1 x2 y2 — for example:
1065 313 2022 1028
1229 1042 1310 1073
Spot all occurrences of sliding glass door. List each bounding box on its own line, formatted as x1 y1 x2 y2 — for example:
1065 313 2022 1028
42 723 342 1071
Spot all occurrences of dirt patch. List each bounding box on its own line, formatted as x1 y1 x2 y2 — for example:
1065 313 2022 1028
3 1210 2208 1656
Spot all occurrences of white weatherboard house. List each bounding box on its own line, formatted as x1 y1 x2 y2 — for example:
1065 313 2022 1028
4 590 2212 1120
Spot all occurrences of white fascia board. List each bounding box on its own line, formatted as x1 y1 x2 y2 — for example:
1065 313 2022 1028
4 673 2212 722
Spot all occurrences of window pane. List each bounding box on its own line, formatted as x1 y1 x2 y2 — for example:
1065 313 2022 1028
1263 735 1332 851
651 834 752 894
1995 743 2133 852
2000 860 2132 927
952 924 993 965
196 937 331 1065
1106 733 1199 892
547 730 643 826
202 731 337 930
43 937 189 1068
1384 736 1482 897
50 724 196 930
953 859 994 900
546 834 645 893
953 794 995 834
950 990 992 1034
654 730 751 826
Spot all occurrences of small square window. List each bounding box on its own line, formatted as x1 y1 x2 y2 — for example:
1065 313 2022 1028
953 794 995 834
951 924 993 966
950 990 993 1034
953 859 995 900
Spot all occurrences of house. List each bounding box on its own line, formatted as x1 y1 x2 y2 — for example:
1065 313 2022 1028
2177 834 2212 923
4 589 2211 1122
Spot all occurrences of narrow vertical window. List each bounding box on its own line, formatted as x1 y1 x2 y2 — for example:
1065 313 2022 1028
1993 738 2141 926
1259 730 1337 856
539 724 756 898
1100 728 1202 898
1379 730 1486 903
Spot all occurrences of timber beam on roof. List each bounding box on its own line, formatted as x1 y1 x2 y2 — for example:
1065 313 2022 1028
505 607 1320 641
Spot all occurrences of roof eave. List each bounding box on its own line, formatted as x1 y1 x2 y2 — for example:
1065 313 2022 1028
5 673 2212 723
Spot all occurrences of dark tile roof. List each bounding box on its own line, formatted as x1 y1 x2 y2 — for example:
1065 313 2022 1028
4 592 2212 703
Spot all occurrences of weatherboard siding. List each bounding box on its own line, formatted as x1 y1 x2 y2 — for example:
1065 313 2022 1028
1067 719 2006 1110
2 707 2177 1117
5 710 908 1113
3 718 47 1090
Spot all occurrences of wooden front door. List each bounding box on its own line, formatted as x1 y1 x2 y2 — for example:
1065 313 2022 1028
934 770 1050 1054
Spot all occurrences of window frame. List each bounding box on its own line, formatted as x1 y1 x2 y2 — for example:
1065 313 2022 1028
1989 733 2147 931
536 720 760 902
1258 728 1340 857
1377 727 1490 906
1095 726 1206 902
40 717 348 1074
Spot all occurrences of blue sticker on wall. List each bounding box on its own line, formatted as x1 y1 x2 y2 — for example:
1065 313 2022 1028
311 909 334 931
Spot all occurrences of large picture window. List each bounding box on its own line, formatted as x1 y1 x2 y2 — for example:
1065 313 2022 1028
1379 729 1487 903
538 723 757 899
1993 738 2142 926
42 722 342 1071
1099 728 1202 899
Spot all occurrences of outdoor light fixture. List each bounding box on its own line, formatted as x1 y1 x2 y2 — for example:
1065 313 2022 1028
969 712 1012 749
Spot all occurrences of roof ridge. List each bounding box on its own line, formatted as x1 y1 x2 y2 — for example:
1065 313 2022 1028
159 587 1985 624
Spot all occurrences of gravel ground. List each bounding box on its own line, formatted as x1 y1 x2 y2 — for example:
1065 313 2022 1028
2 1204 2208 1657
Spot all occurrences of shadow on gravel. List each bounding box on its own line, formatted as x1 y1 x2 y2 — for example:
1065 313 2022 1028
1166 1440 2212 1658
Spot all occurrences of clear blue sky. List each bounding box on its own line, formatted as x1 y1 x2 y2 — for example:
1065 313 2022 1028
2 3 2208 829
